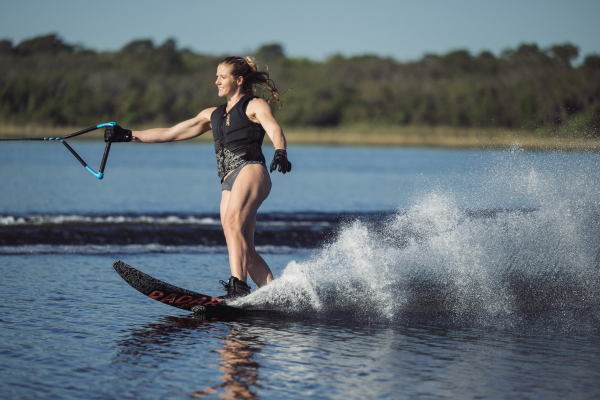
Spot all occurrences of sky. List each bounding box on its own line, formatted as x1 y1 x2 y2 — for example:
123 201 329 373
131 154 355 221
1 0 599 61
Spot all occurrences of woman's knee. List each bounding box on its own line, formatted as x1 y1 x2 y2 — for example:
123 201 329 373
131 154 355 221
222 215 245 239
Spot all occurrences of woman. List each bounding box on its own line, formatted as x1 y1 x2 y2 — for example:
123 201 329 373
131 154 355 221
104 56 291 300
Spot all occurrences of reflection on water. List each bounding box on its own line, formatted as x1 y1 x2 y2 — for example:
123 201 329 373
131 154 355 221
116 315 265 399
193 327 263 399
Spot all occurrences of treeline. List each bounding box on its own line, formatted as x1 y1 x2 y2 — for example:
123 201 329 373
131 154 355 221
1 34 599 135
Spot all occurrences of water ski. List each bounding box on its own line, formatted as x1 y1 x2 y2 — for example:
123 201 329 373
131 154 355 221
113 260 243 315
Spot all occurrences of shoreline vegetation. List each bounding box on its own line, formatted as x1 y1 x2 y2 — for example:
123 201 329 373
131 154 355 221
1 124 598 151
1 34 599 150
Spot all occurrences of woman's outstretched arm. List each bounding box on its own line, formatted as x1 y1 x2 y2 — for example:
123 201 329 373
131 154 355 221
132 108 216 143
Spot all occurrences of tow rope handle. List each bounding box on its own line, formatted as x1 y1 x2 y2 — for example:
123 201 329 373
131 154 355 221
42 122 116 179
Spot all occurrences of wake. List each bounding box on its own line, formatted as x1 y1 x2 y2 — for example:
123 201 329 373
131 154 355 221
236 148 600 322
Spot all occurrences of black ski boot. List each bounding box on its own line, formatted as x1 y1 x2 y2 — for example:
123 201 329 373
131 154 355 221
218 276 251 300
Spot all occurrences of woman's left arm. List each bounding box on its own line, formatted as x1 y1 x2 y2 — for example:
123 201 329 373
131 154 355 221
247 98 286 150
248 98 291 173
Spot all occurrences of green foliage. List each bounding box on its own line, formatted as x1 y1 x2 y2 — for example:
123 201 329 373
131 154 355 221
1 35 599 135
549 43 579 66
584 54 600 69
121 39 155 54
0 40 13 54
254 43 285 62
16 33 75 55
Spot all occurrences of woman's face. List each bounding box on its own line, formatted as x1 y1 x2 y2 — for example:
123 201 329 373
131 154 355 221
215 63 243 98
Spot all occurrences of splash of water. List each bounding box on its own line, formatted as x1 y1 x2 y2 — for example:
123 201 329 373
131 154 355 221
237 149 600 321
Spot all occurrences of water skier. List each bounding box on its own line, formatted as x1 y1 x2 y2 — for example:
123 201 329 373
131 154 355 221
104 56 291 299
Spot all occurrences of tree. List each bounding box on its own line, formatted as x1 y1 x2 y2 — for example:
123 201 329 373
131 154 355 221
0 39 13 54
154 38 183 72
584 54 600 69
441 50 473 72
254 43 285 62
16 34 74 55
512 43 540 58
549 43 579 66
121 39 155 54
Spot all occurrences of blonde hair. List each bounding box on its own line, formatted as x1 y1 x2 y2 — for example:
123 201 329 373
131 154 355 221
219 56 283 108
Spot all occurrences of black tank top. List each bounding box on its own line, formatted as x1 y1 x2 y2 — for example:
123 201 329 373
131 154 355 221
210 95 266 180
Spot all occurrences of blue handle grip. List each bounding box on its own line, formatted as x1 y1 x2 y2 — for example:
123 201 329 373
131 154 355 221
85 166 104 179
96 122 116 129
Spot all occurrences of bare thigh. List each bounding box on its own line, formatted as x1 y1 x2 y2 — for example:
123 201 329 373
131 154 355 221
220 164 271 245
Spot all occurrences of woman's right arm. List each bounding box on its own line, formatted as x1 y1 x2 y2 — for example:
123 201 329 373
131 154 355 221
132 108 216 143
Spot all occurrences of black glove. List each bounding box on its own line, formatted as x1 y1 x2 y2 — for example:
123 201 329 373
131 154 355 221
269 149 292 174
104 125 132 142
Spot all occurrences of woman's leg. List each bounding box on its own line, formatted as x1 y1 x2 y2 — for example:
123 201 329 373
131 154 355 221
243 215 274 286
220 164 273 287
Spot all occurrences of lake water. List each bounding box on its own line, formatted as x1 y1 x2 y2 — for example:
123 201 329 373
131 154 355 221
1 141 600 399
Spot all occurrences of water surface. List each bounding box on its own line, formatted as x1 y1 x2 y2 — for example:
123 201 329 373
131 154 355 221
1 142 600 399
